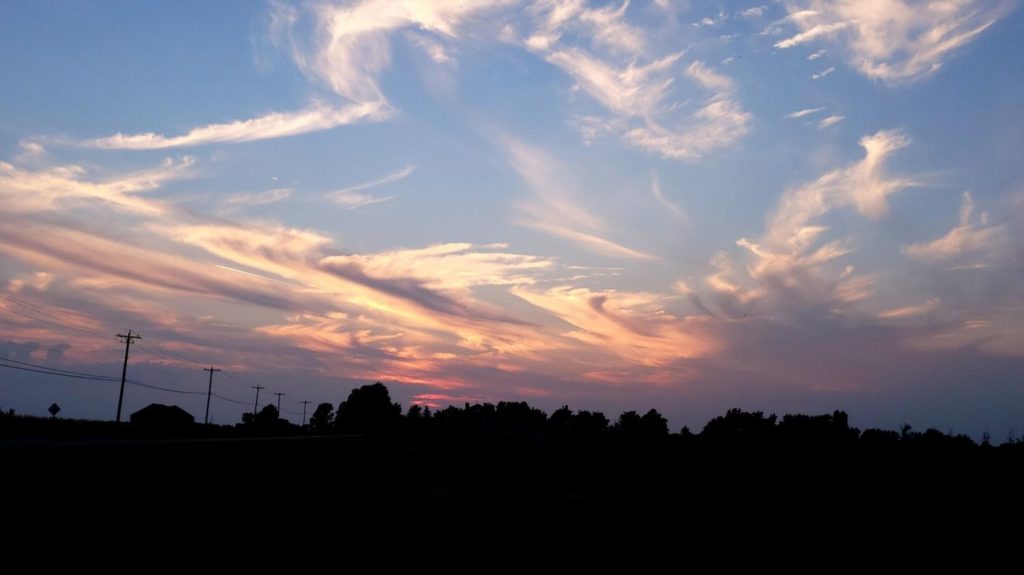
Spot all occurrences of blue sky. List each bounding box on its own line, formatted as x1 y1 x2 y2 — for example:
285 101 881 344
1 1 1022 436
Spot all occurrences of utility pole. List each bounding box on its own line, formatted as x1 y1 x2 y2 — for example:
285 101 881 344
203 366 221 425
274 392 286 414
115 330 141 423
300 400 311 427
251 385 265 417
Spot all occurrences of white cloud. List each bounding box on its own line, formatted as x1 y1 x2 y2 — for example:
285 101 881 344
775 1 1010 83
323 242 554 290
329 191 394 210
807 48 827 60
904 192 1006 261
818 114 845 128
578 0 646 54
787 107 825 119
326 164 414 210
0 156 194 216
409 34 454 64
739 6 768 19
878 297 940 319
272 0 510 106
775 21 850 49
85 102 387 150
524 4 751 160
812 66 835 80
507 138 655 260
326 164 414 211
651 175 687 221
711 130 917 312
222 188 292 211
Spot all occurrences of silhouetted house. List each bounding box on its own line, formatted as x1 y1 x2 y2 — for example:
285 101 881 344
130 404 195 427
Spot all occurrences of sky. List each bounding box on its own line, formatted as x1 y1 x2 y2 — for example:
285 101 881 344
1 0 1022 436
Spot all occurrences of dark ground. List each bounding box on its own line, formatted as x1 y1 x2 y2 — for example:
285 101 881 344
4 432 1022 528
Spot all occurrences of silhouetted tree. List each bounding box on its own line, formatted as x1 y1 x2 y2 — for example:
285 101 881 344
239 404 294 433
860 428 900 448
548 405 574 437
405 403 435 435
335 382 401 434
309 402 334 432
495 401 547 436
778 410 859 448
614 410 642 438
572 410 609 437
639 409 669 437
701 408 778 446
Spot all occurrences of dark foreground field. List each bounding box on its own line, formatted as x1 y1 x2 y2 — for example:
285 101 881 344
5 433 1023 528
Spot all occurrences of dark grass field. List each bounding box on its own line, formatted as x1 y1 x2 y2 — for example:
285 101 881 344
5 432 1023 528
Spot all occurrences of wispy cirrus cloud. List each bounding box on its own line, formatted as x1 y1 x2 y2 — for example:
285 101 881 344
818 114 845 128
81 102 388 150
326 164 414 210
878 297 940 319
271 0 511 106
506 138 656 260
703 130 917 316
811 66 835 80
651 175 687 221
775 1 1011 83
221 188 292 212
524 2 751 160
787 106 825 119
904 192 1007 263
510 284 718 369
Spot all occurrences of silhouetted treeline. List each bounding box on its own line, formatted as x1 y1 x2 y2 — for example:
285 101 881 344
298 382 1021 452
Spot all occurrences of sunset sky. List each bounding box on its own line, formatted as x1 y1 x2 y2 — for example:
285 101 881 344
1 1 1022 435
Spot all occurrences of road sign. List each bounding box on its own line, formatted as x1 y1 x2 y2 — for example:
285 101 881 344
48 403 60 417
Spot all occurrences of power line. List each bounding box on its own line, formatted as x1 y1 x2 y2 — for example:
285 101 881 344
1 355 245 404
126 380 205 395
0 293 90 327
0 357 119 380
0 363 119 382
0 294 103 336
211 392 250 406
136 340 205 368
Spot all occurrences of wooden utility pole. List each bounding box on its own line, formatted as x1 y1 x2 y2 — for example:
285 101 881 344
203 366 221 425
300 400 312 427
115 330 141 423
251 385 265 416
274 392 286 414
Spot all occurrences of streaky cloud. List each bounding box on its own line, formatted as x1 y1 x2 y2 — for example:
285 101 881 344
506 138 655 260
326 163 414 210
818 114 845 128
651 175 687 221
83 102 388 150
776 1 1010 83
787 107 825 119
222 188 292 211
904 192 1006 262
